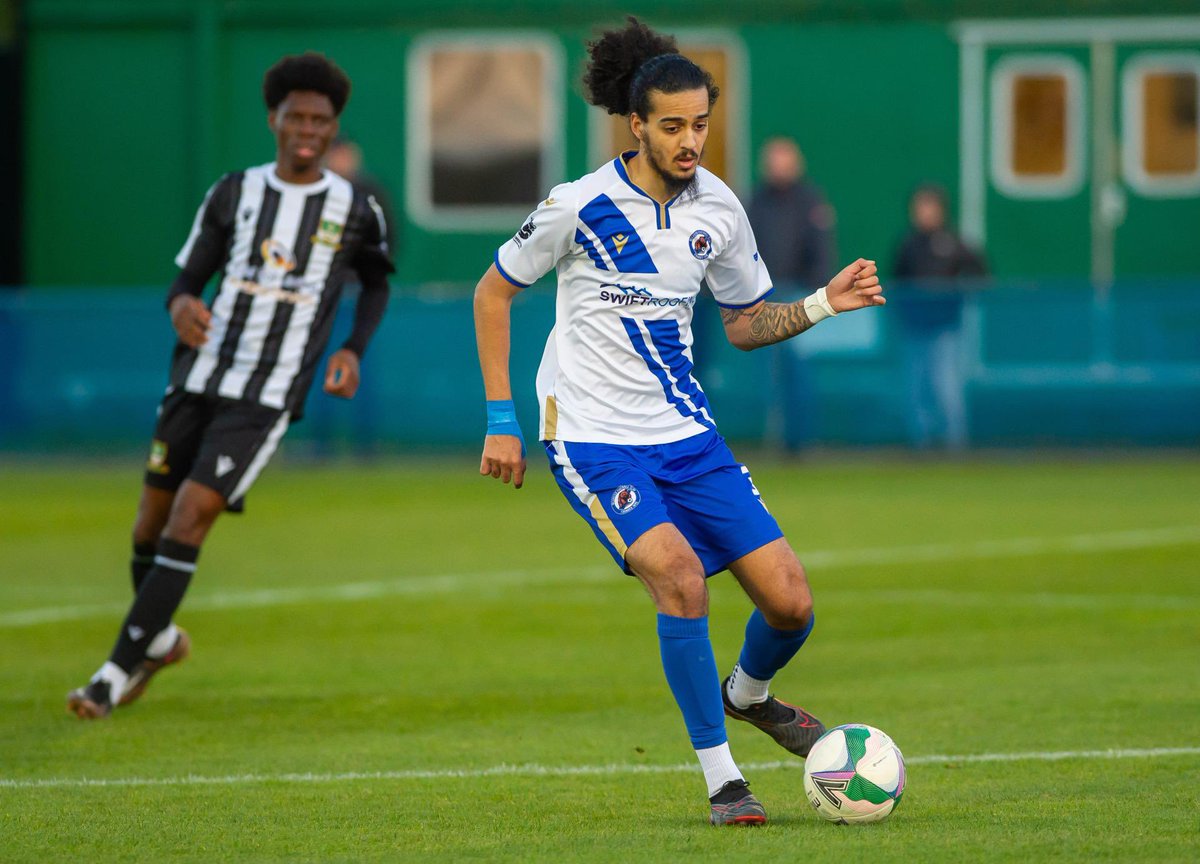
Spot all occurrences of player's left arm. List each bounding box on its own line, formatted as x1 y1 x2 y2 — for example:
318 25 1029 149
324 266 389 398
721 258 885 351
326 195 396 398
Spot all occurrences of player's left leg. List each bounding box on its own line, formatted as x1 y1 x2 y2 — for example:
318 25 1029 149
68 400 289 719
67 481 224 719
722 538 825 757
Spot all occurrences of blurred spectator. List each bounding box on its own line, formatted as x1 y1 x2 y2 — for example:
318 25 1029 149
746 137 837 452
325 135 397 253
315 136 399 458
892 183 987 452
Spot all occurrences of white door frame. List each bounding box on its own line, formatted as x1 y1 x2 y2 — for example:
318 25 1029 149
952 17 1200 284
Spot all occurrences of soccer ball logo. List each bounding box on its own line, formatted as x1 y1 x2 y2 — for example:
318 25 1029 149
803 724 906 824
611 484 641 515
689 229 713 260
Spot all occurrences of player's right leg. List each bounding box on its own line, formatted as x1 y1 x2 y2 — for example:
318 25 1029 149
131 485 175 591
625 525 767 826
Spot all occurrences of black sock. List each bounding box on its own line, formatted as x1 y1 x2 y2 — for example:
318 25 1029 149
130 541 157 593
109 538 199 673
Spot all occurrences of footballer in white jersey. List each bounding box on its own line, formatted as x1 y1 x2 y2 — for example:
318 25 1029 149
474 17 885 826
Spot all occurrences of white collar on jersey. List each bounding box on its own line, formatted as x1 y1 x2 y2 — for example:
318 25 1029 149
263 163 333 193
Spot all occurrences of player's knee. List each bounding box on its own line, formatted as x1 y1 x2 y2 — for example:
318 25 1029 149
764 561 814 630
659 576 708 617
131 522 159 548
770 593 814 631
163 491 224 546
641 555 707 616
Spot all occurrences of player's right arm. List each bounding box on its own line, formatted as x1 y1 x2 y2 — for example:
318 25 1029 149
166 173 241 347
474 184 576 490
474 264 527 489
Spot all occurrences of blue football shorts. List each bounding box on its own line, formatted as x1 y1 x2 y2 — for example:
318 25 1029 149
544 430 784 576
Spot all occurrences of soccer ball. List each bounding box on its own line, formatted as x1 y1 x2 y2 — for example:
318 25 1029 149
803 724 906 823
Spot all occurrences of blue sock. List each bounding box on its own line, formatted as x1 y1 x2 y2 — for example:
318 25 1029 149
737 609 814 681
657 613 727 750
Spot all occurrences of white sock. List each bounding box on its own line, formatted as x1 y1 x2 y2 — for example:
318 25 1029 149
93 661 129 703
696 742 744 798
146 623 179 660
726 663 770 709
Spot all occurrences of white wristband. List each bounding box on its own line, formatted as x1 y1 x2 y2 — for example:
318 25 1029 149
803 285 838 324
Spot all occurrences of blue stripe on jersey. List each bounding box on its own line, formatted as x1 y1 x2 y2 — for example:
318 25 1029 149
642 318 713 421
620 317 716 431
574 228 609 271
579 194 658 274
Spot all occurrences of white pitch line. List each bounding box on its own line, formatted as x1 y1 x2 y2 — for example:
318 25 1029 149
2 746 1198 791
3 525 1198 629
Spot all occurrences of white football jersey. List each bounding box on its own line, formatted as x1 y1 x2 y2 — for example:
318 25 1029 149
495 152 773 445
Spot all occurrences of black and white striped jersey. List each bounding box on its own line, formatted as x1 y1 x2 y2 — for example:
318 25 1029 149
168 162 393 418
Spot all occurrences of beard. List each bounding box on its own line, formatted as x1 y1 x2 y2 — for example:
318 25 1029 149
644 140 702 201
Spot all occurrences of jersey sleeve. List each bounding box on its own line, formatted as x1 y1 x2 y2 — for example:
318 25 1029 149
704 199 774 308
493 184 577 287
174 173 239 273
351 191 396 276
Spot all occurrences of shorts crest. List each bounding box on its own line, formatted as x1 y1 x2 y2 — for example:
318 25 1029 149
611 484 642 515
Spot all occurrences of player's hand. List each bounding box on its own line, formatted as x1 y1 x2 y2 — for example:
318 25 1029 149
480 435 526 489
323 349 361 399
826 258 886 313
169 294 212 347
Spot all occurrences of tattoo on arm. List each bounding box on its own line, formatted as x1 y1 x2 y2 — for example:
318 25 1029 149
720 301 815 346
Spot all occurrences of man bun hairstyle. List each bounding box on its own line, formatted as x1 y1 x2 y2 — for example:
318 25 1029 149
583 17 718 119
262 52 351 116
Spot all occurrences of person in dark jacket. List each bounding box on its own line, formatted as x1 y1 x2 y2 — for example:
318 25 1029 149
892 183 987 451
746 138 837 452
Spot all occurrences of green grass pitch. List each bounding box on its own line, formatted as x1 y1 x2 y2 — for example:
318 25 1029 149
1 454 1198 862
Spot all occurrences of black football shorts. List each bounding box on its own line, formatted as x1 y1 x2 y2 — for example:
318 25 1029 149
143 389 291 507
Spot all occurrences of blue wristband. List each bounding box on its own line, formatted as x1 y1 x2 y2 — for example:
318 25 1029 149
486 400 526 454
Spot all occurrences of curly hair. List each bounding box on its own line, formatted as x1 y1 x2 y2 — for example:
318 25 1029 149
582 17 718 118
262 52 351 116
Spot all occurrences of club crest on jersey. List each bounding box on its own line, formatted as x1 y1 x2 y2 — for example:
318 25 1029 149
312 218 344 250
260 239 297 272
147 439 170 475
689 230 713 260
611 484 642 515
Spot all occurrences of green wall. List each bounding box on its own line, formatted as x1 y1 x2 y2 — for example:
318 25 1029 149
22 0 1200 286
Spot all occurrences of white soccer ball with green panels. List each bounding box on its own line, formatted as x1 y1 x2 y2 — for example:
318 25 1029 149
803 724 906 823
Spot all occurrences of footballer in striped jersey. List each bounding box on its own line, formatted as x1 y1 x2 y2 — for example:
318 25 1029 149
68 52 393 720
